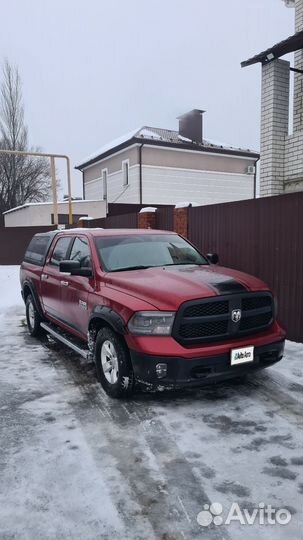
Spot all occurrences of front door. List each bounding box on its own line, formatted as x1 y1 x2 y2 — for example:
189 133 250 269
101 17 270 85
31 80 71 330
40 235 73 322
60 235 95 337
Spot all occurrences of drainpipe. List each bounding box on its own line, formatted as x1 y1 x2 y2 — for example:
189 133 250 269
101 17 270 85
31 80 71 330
82 171 85 200
139 143 144 204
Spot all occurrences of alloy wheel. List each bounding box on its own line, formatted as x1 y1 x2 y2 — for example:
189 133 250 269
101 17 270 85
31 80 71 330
101 340 119 384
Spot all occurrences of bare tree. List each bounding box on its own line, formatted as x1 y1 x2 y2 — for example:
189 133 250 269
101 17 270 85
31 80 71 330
0 60 52 224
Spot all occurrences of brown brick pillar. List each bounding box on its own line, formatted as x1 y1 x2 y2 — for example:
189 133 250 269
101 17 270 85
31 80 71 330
138 211 156 229
77 217 93 228
173 207 189 237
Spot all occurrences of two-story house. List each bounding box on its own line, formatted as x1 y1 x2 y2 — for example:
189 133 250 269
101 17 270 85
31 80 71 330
76 109 259 207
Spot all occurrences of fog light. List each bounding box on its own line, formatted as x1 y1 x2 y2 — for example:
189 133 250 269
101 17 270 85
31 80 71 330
155 363 167 379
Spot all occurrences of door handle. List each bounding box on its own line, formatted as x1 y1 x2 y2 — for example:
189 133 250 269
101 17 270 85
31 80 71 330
60 280 69 287
41 273 48 281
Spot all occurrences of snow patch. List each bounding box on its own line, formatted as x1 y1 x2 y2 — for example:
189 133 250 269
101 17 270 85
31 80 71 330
0 266 23 310
178 134 192 142
138 128 162 140
139 207 158 213
76 128 140 167
175 201 200 208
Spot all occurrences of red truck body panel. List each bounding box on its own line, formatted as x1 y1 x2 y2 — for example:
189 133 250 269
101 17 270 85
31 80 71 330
20 229 286 388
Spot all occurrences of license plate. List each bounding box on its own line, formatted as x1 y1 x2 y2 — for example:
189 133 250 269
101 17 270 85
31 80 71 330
231 346 254 366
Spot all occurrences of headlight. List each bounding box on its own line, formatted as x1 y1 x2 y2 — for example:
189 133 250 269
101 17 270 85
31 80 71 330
128 311 175 335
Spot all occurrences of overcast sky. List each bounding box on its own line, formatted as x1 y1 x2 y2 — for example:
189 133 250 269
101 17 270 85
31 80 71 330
0 0 294 196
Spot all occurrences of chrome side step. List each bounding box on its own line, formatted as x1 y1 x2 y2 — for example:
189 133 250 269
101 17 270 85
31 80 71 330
40 322 89 359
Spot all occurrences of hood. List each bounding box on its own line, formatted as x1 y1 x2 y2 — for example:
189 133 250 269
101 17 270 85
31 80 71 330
105 264 269 311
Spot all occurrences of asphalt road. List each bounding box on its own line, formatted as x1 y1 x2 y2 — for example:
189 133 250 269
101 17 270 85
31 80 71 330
0 304 302 540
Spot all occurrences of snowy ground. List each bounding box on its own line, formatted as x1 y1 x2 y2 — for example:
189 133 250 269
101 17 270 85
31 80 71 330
0 266 302 540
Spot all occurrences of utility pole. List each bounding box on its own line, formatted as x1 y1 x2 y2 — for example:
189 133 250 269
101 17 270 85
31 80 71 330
0 149 73 226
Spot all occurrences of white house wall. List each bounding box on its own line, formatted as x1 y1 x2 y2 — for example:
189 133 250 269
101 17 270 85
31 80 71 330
85 165 140 203
141 165 254 205
108 165 140 203
84 175 103 200
4 200 106 227
82 144 256 206
5 206 37 227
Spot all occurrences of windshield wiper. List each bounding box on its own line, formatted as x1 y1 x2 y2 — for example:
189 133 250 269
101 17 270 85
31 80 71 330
163 262 204 266
110 265 151 272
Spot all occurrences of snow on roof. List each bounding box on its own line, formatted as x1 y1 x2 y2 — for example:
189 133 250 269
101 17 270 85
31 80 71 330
76 125 259 170
137 128 162 140
63 227 104 231
178 134 192 142
3 199 104 215
203 138 258 154
75 128 140 168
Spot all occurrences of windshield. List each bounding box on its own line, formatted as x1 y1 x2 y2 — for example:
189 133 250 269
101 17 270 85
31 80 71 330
95 234 208 272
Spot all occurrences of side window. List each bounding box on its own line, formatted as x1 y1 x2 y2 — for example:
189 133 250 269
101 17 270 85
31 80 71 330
122 160 129 186
50 237 72 267
69 237 91 268
102 169 108 201
24 235 51 266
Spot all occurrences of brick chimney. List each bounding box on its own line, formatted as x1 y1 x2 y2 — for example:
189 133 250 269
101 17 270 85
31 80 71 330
294 0 303 131
177 109 205 143
259 59 290 196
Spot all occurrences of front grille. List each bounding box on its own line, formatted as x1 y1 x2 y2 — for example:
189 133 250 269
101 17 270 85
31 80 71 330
242 296 272 311
173 292 274 345
239 312 273 332
180 320 228 339
183 301 229 318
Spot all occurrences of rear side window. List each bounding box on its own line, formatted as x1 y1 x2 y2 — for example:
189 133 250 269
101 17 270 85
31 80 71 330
50 237 72 267
24 235 51 266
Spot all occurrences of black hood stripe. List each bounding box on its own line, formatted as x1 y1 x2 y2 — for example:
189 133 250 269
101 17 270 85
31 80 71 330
207 278 248 295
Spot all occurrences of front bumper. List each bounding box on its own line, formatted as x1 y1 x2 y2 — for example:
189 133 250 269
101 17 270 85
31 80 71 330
130 339 285 388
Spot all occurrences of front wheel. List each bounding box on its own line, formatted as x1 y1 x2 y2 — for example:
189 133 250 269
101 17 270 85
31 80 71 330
25 294 43 337
95 327 134 398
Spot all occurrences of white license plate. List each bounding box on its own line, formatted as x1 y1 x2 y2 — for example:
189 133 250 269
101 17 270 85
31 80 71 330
231 346 254 366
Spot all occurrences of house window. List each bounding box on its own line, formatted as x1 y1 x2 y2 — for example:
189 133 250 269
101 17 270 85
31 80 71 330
102 169 108 200
122 160 129 186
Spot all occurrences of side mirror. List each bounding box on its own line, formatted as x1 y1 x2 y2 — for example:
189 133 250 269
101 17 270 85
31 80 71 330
59 260 92 277
206 253 219 265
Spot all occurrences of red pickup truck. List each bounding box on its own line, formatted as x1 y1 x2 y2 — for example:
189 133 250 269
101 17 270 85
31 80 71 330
20 229 286 398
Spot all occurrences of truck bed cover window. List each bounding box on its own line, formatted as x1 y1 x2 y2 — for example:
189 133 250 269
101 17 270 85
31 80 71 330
24 235 52 266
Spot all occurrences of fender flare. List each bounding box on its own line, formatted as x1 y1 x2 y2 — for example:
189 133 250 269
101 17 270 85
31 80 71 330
22 280 44 318
89 306 127 335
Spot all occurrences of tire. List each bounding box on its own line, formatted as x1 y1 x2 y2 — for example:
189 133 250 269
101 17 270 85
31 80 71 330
95 327 134 398
25 294 43 337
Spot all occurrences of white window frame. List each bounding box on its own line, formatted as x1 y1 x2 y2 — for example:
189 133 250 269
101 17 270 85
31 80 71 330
122 159 130 186
102 168 108 201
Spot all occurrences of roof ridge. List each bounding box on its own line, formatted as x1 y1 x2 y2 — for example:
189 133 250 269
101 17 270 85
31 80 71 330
140 125 179 134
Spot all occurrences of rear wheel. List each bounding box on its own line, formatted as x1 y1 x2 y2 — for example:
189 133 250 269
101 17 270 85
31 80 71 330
95 327 134 398
26 294 43 337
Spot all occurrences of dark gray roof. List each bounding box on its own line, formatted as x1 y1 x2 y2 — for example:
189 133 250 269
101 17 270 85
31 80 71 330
76 125 259 170
241 30 303 68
